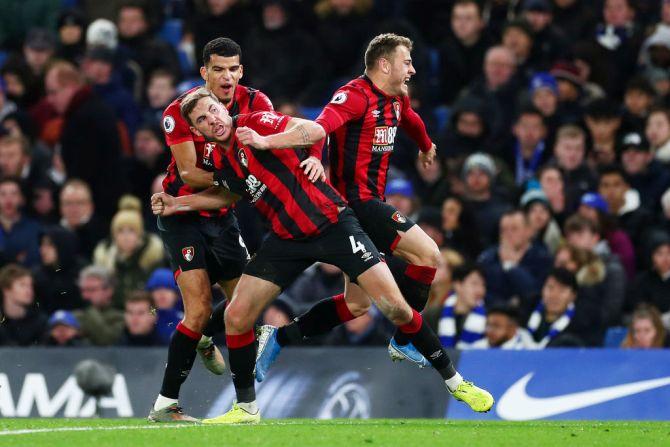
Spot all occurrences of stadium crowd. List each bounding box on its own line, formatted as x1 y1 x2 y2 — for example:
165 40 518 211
0 0 669 349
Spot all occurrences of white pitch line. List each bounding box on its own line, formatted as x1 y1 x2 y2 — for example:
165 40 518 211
0 424 194 437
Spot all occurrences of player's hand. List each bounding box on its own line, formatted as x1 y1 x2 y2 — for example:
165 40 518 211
151 192 177 216
300 156 326 182
236 126 268 149
418 144 437 169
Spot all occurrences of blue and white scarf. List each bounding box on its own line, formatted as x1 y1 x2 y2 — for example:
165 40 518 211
438 294 486 348
515 140 546 186
527 302 575 348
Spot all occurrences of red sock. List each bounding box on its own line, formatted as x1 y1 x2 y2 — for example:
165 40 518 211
404 264 437 285
226 329 255 348
176 322 201 340
333 293 356 322
398 309 423 334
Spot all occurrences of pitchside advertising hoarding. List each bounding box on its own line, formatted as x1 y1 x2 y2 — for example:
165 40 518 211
0 348 668 420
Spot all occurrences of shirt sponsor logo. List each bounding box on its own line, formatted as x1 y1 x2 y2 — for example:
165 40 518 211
163 115 175 133
182 246 194 262
372 126 397 152
203 143 216 168
245 174 267 203
259 112 279 126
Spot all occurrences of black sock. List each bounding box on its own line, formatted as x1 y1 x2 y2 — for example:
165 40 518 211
276 294 351 346
227 333 257 403
389 259 431 346
159 325 200 399
402 315 456 381
202 300 226 338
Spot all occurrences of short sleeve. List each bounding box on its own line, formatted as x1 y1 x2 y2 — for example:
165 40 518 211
237 111 290 136
315 87 368 134
162 101 194 146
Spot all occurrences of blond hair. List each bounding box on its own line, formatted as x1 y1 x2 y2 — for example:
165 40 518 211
364 33 413 71
556 124 585 143
622 304 667 348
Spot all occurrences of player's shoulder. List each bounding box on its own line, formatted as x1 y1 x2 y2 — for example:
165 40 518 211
162 87 199 123
237 84 274 111
236 110 288 133
327 78 369 107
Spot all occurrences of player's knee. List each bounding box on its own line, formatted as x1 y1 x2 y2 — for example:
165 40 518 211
183 303 211 332
224 303 253 332
417 242 441 268
347 299 371 317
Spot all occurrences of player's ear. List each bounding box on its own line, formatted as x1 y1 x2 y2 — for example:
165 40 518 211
239 64 244 80
379 58 390 75
190 126 203 137
200 65 208 82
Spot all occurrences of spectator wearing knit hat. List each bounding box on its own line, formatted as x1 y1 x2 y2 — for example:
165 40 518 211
146 268 183 345
462 152 513 248
521 188 562 254
43 310 87 346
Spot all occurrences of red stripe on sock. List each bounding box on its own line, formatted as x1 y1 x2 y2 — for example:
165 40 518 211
174 267 182 281
399 309 423 334
176 322 201 340
226 330 255 348
389 234 402 253
333 293 355 322
404 264 437 285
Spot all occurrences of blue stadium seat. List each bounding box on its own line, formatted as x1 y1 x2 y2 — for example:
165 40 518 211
604 326 628 347
433 106 451 134
298 106 324 121
159 19 183 48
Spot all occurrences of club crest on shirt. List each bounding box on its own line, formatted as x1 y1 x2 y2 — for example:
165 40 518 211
393 102 401 120
391 211 407 224
163 115 175 133
182 246 194 262
238 149 248 167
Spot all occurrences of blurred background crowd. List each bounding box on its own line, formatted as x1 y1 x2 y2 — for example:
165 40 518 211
0 0 669 350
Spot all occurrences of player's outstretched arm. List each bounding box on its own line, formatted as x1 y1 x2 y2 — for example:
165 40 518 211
151 188 239 215
236 117 326 150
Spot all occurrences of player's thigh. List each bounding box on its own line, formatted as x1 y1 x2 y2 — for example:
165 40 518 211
157 214 209 277
202 214 249 286
217 276 239 301
351 199 416 255
392 224 440 267
243 234 313 292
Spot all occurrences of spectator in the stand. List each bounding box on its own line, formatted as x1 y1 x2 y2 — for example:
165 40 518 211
45 61 125 220
552 0 597 41
462 153 512 248
501 19 536 75
441 195 481 261
470 304 536 349
313 0 374 80
554 242 607 292
190 0 255 67
620 132 670 214
32 226 85 314
93 197 165 307
538 165 567 222
622 77 656 131
281 263 343 316
645 106 670 164
459 46 521 151
0 134 51 200
598 164 653 250
0 177 40 267
55 9 87 64
118 291 163 346
0 264 46 346
426 248 464 310
73 265 125 345
584 98 623 169
146 268 182 344
520 188 561 254
58 179 106 261
124 124 171 206
549 60 586 124
552 125 597 211
412 154 450 208
42 310 86 346
526 267 590 347
564 214 626 327
627 236 670 317
478 209 552 310
578 192 636 280
505 107 550 186
22 29 56 88
529 73 561 145
440 96 489 167
324 306 391 346
82 46 140 139
622 304 669 348
588 0 645 99
438 0 493 104
415 207 444 247
244 0 329 105
432 262 487 349
384 178 416 218
142 69 177 127
522 0 569 70
116 1 181 80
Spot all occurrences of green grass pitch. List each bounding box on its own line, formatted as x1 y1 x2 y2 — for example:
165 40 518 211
0 419 666 447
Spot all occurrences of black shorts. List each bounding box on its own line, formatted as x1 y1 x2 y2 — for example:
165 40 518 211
350 198 416 255
244 208 382 290
157 212 249 284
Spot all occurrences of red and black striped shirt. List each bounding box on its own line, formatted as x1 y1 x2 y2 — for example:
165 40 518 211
215 111 346 240
316 75 432 204
161 84 273 217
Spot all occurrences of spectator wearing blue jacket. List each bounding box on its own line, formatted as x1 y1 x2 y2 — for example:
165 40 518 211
0 177 40 267
478 209 552 313
146 268 182 344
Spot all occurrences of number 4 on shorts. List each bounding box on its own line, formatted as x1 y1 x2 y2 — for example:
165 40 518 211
349 235 367 254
